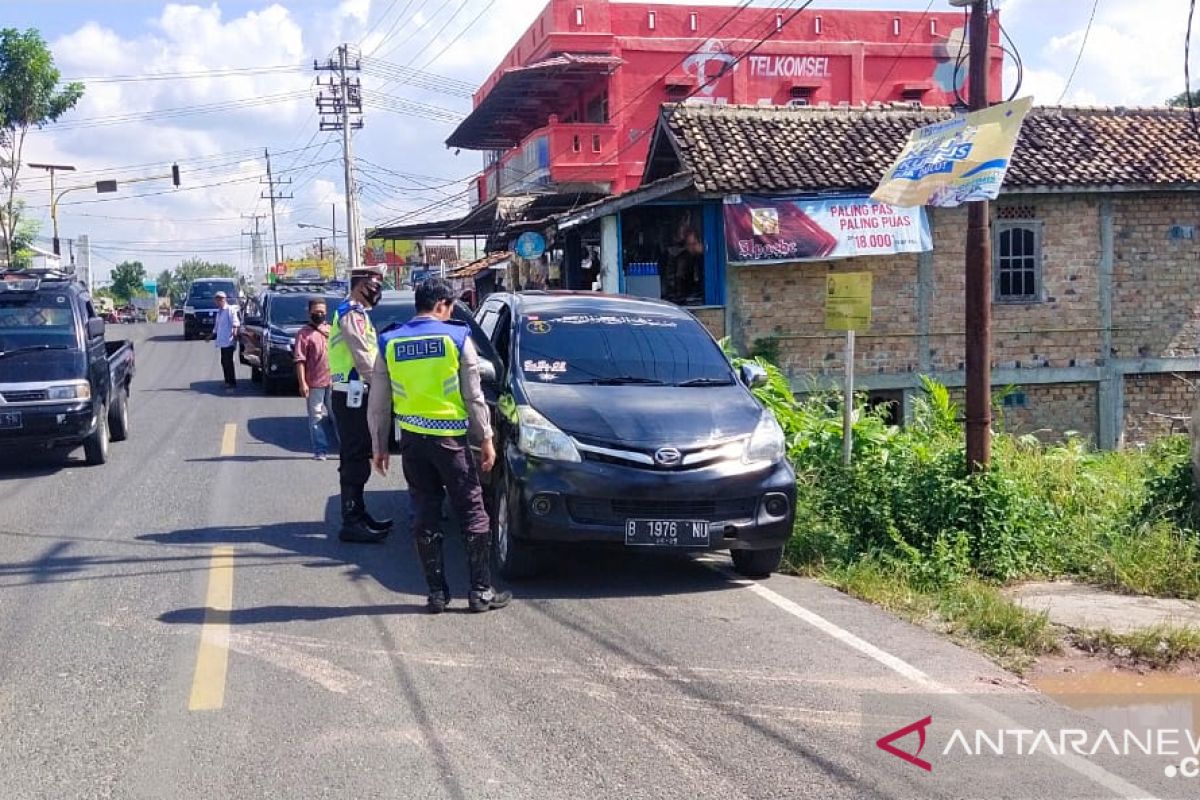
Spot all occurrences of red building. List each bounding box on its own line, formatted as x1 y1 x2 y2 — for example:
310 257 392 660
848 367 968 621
447 0 1004 204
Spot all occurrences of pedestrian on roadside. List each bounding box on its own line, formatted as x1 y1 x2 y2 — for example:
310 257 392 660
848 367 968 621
328 267 393 543
212 290 240 391
368 277 511 614
294 297 337 460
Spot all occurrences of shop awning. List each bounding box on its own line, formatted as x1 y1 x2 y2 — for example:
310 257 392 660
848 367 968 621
446 54 623 151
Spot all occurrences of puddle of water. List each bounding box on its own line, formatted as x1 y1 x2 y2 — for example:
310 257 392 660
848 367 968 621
1036 671 1200 732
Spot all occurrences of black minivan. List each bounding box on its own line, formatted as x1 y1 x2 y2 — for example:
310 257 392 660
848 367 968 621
183 278 239 340
474 292 796 579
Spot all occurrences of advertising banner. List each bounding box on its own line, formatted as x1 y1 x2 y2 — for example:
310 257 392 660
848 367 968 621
723 195 931 265
871 96 1033 208
271 258 335 282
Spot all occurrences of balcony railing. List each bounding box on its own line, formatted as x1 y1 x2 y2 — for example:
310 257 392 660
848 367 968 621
475 117 621 204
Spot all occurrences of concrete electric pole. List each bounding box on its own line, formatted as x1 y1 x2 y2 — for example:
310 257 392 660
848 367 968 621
261 149 292 269
315 45 364 275
963 0 993 471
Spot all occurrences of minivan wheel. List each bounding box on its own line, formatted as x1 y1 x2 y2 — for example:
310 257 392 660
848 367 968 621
109 387 130 442
84 405 110 466
493 477 540 580
731 546 784 578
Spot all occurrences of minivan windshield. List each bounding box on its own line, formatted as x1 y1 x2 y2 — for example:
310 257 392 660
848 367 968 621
515 311 734 386
188 281 237 304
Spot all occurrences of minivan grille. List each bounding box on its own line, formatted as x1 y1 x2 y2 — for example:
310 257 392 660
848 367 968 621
568 497 757 524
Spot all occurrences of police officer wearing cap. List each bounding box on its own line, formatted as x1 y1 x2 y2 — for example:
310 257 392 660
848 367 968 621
368 277 511 614
328 266 392 542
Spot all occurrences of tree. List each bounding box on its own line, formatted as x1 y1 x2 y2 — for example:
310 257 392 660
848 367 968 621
1168 90 1200 107
0 28 84 267
172 258 239 299
155 269 176 304
110 260 147 303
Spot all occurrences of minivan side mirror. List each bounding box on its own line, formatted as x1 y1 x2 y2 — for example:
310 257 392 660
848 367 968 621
739 362 768 390
478 359 498 386
87 317 106 339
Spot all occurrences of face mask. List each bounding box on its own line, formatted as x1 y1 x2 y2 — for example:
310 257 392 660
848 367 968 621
362 283 383 307
310 312 326 325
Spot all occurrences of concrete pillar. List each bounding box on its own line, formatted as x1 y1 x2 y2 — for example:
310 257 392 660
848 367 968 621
600 214 620 293
1098 199 1120 449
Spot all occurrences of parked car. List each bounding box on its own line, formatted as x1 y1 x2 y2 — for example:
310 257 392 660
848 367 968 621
239 282 343 394
171 308 184 322
474 292 795 579
183 277 239 340
0 271 135 465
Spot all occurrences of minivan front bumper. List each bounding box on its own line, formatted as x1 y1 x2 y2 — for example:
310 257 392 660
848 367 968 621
503 449 796 551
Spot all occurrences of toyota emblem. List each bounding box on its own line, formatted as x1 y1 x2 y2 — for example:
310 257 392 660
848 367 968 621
654 447 682 467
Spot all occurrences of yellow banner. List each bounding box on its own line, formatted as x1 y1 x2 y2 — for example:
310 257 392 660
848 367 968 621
825 272 873 332
274 258 335 280
872 97 1033 208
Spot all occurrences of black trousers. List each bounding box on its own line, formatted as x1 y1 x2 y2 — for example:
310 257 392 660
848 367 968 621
219 345 236 387
400 431 490 541
331 389 372 487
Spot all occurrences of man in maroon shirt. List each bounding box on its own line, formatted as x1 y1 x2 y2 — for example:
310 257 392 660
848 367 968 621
294 298 337 459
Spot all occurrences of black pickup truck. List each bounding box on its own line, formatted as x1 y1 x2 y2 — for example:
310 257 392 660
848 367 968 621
0 271 135 465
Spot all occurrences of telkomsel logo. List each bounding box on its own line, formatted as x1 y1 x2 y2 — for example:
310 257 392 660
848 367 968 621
876 716 934 773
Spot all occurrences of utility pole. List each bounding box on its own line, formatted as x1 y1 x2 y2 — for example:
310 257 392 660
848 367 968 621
27 163 76 256
315 45 363 275
964 0 992 471
261 149 292 268
241 213 268 285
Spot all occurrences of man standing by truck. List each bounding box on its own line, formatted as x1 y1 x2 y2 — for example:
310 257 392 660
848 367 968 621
212 291 239 391
294 297 336 460
328 267 392 543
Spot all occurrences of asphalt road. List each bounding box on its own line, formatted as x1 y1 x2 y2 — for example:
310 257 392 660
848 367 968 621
0 323 1181 799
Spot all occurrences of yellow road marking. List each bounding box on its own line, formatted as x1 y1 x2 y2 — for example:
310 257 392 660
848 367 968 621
188 546 235 711
220 423 236 456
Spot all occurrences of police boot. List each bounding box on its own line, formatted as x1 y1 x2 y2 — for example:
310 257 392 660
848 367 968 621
414 529 451 614
362 509 394 535
338 486 387 543
466 533 511 613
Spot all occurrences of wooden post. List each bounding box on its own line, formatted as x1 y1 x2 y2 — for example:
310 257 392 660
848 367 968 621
843 330 855 466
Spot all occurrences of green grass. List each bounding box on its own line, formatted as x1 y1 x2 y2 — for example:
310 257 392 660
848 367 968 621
1072 626 1200 669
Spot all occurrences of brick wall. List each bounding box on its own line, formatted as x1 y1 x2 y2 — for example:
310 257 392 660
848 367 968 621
1111 195 1200 359
690 306 726 340
722 191 1200 446
945 383 1098 443
1124 373 1199 444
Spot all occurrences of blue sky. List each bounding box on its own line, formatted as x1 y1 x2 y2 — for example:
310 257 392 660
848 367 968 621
7 0 1192 280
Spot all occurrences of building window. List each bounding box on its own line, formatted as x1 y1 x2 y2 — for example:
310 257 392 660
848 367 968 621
776 13 784 31
689 12 698 31
648 11 656 30
892 18 901 36
994 221 1042 302
574 6 584 26
1002 391 1029 409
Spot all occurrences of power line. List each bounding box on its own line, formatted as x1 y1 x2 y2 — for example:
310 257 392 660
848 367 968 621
62 64 306 83
45 90 311 132
363 0 422 58
1058 0 1099 104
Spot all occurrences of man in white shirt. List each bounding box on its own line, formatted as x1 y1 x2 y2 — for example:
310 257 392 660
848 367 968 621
212 291 240 391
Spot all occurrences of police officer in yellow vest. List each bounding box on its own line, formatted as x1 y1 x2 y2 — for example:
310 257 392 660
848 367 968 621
329 266 392 543
368 277 511 614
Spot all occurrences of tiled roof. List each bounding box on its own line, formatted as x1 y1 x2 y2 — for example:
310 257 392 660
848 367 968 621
447 251 511 279
656 103 1200 194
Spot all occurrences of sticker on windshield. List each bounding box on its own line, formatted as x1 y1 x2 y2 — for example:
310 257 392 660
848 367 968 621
547 314 678 328
525 320 551 334
523 359 567 375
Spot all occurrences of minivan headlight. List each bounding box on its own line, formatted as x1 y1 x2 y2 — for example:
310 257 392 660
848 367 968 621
744 413 786 466
47 381 91 401
517 405 581 463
